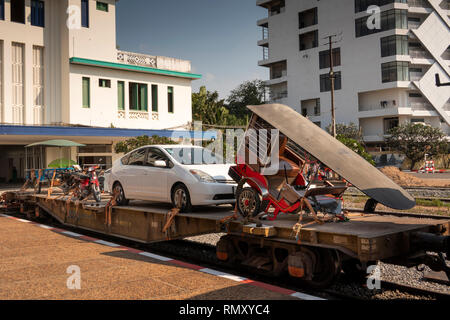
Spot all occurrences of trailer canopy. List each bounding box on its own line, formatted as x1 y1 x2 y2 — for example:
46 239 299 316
247 104 415 210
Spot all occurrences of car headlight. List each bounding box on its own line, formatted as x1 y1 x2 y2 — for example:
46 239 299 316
190 170 216 183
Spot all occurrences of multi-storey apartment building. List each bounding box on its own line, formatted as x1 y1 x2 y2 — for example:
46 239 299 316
0 0 201 182
257 0 450 150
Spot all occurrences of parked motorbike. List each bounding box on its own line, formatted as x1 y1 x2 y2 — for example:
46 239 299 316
60 167 81 195
77 166 102 203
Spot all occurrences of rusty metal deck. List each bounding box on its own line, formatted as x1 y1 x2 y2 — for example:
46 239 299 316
5 190 450 262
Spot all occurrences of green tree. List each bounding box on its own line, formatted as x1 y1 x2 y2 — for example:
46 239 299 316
337 135 375 166
226 80 265 119
192 86 247 127
327 123 363 142
386 123 447 170
114 135 177 154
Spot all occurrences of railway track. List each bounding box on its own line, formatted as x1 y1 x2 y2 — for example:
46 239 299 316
1 209 449 301
344 193 450 203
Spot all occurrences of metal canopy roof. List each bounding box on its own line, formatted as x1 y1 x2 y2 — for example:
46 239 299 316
247 104 416 210
25 139 86 148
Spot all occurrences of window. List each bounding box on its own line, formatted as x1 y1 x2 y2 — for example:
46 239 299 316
128 149 146 166
319 48 341 69
82 77 90 108
320 72 342 92
409 92 422 97
81 0 89 28
384 117 399 134
79 145 112 153
381 61 409 82
99 79 111 88
409 68 422 73
96 1 108 12
355 9 407 37
302 109 308 117
409 42 421 48
168 86 174 113
129 82 148 111
355 0 407 13
314 99 321 115
121 154 130 165
299 30 318 51
269 0 285 16
0 0 5 20
152 85 158 112
408 17 421 22
146 148 169 167
31 0 45 27
381 35 408 57
118 81 124 110
299 7 317 29
313 122 321 128
411 118 425 123
11 0 25 23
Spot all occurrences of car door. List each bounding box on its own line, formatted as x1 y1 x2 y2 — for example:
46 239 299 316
121 148 147 199
142 147 170 201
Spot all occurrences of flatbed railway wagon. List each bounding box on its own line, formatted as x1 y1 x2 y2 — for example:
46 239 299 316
3 192 449 289
2 103 450 289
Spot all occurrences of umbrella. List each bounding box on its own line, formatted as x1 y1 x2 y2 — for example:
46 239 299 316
48 158 77 168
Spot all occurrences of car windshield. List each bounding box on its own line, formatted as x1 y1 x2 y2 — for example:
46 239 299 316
164 147 224 165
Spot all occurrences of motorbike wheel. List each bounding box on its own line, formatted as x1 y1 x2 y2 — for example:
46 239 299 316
92 185 101 203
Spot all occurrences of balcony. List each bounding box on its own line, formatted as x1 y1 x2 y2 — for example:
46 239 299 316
116 50 191 73
410 102 434 111
258 26 269 47
407 0 432 8
410 71 424 81
409 48 432 59
359 100 398 112
257 0 285 16
269 91 288 103
408 20 421 29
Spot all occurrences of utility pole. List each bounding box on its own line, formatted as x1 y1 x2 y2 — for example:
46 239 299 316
326 35 337 138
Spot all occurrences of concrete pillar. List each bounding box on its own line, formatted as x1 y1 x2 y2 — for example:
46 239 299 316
24 42 34 125
3 40 12 123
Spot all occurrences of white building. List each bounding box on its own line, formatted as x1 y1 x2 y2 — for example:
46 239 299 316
0 0 201 182
256 0 450 151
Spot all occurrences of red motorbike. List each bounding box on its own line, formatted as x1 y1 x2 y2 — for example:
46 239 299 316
77 166 102 203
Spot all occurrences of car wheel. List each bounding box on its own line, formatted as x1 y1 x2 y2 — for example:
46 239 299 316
171 184 192 213
113 182 129 206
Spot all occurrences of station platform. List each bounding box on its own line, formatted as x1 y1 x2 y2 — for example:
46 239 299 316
0 213 322 300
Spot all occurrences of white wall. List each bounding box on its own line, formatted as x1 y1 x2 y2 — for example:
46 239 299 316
69 64 193 130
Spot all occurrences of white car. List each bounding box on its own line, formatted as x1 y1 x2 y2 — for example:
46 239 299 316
104 145 237 212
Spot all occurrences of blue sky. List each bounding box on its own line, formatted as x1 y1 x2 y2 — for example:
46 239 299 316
116 0 268 99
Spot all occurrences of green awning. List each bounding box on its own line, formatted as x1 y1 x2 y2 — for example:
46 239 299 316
25 140 86 148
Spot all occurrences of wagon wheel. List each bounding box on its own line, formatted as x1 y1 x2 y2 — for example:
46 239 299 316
295 248 341 289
